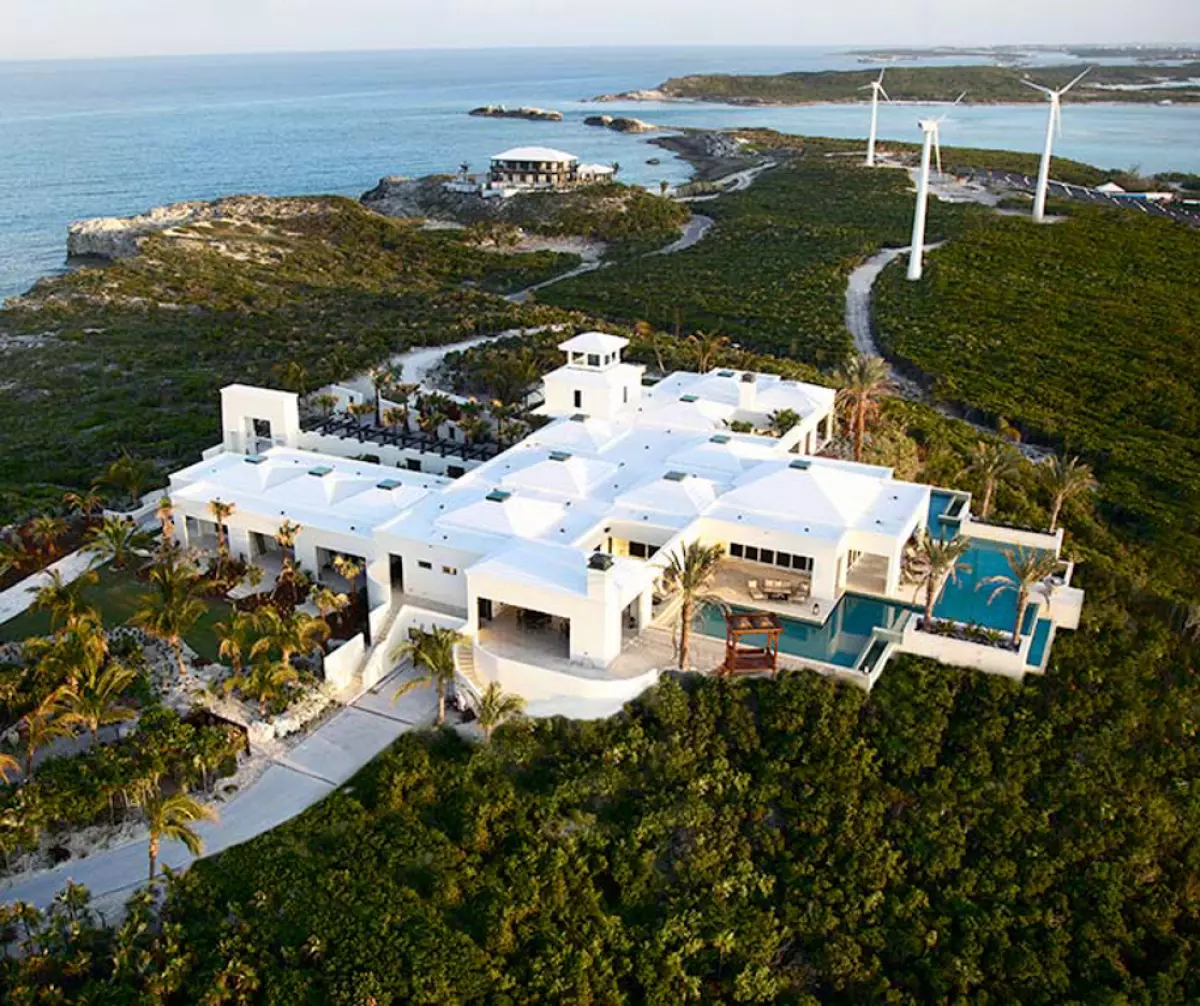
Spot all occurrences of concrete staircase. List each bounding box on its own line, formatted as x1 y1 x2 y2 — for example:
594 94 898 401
454 643 484 700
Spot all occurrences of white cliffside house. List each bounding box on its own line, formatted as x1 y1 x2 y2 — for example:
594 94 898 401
169 333 1084 718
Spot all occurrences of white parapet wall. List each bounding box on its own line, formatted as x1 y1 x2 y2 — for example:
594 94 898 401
960 518 1064 553
323 635 365 691
472 643 660 721
900 622 1028 679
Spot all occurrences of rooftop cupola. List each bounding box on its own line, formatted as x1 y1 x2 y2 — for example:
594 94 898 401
558 331 629 372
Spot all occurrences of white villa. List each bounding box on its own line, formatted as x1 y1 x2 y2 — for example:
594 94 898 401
168 333 1084 718
480 147 615 195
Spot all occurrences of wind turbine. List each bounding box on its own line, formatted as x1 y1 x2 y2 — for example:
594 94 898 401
860 68 890 167
907 93 965 282
1021 67 1091 223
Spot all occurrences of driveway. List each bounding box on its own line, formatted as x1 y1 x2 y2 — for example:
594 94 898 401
1 664 437 910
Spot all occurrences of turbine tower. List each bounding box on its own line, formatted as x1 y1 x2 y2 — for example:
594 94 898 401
860 68 890 167
1021 67 1091 223
907 93 965 282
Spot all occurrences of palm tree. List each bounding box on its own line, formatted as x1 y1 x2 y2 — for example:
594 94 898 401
471 682 525 742
84 517 155 569
347 401 375 426
392 626 465 726
154 496 176 543
27 516 68 561
331 554 363 601
228 658 299 716
835 355 892 463
251 608 329 668
767 408 801 438
207 499 236 559
59 661 137 746
910 530 972 628
131 780 216 882
687 331 731 373
30 568 99 632
21 688 72 777
275 519 302 560
311 586 350 620
133 556 207 684
0 535 33 581
98 452 156 508
312 392 338 417
967 442 1020 520
0 753 19 782
214 609 265 675
62 489 104 528
457 414 491 445
1043 454 1097 533
981 547 1061 647
664 541 725 671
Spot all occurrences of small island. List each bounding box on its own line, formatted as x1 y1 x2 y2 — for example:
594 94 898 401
592 62 1200 105
583 114 656 133
469 105 563 121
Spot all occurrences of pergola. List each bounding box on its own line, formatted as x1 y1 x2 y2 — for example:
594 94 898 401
719 610 783 677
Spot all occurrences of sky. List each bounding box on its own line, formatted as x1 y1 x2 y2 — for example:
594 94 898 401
3 0 1198 61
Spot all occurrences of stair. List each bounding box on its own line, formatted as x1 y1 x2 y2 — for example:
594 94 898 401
454 643 484 700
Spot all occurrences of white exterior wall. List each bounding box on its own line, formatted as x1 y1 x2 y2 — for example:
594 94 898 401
541 364 644 420
298 431 474 478
220 385 302 454
382 538 479 613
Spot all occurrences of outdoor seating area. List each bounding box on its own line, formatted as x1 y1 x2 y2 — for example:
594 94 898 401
302 414 507 463
747 577 812 602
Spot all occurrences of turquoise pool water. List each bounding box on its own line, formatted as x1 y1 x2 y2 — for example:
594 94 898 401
695 596 910 669
1026 619 1053 668
933 537 1042 635
928 490 966 540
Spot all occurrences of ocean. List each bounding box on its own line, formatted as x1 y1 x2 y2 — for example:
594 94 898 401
3 45 1199 301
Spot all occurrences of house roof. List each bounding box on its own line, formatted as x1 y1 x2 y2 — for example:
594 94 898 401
558 332 629 355
492 146 578 163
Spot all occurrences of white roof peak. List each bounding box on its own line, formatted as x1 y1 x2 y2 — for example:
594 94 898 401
492 146 578 163
558 331 629 355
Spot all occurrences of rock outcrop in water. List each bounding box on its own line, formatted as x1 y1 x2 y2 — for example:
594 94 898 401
66 196 332 261
583 114 657 133
468 105 563 121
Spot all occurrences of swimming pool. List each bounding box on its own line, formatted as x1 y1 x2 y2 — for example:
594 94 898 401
928 489 968 540
1026 618 1054 668
694 595 911 669
933 538 1042 636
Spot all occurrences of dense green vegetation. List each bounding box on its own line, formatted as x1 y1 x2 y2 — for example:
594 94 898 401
659 62 1200 104
0 198 572 522
875 206 1200 562
540 154 985 367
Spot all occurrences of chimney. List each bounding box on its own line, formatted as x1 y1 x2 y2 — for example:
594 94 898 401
587 551 615 602
738 372 757 412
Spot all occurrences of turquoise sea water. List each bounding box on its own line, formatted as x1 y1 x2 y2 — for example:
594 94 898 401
3 46 1199 300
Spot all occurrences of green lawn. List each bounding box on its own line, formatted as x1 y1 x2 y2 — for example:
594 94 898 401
0 565 231 662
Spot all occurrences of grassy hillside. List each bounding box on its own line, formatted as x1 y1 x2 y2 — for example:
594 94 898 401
875 207 1200 558
0 198 573 520
660 62 1200 104
540 154 987 367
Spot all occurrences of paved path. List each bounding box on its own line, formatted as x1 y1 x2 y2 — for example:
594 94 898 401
0 548 102 625
649 214 714 256
0 665 437 910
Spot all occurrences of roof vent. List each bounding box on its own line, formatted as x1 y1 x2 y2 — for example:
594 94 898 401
245 455 267 465
663 471 688 482
549 450 572 462
717 370 735 378
679 394 698 403
485 489 512 503
789 459 812 471
569 413 587 423
308 465 333 477
377 478 402 491
709 434 731 444
588 552 614 571
741 373 756 383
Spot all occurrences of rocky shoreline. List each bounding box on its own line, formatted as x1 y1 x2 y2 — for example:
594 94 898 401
583 114 656 133
469 105 563 121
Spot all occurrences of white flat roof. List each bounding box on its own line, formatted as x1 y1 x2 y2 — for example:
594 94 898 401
170 448 445 540
469 541 653 601
492 146 578 163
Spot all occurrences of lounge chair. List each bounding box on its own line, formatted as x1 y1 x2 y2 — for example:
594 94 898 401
747 578 766 601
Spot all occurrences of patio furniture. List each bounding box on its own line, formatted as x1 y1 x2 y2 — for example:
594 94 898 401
747 578 766 601
763 578 793 600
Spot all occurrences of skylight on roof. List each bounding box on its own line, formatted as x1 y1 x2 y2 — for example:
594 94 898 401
308 465 333 477
789 459 812 470
377 479 402 491
709 434 731 444
569 414 587 423
663 471 689 482
717 370 735 378
245 455 267 465
549 451 572 462
485 489 512 503
679 394 698 403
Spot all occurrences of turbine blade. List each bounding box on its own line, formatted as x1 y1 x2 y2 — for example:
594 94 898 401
858 83 873 91
878 67 887 84
953 91 967 106
1062 66 1092 94
1020 78 1054 96
879 85 891 102
1054 100 1063 138
935 130 943 177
